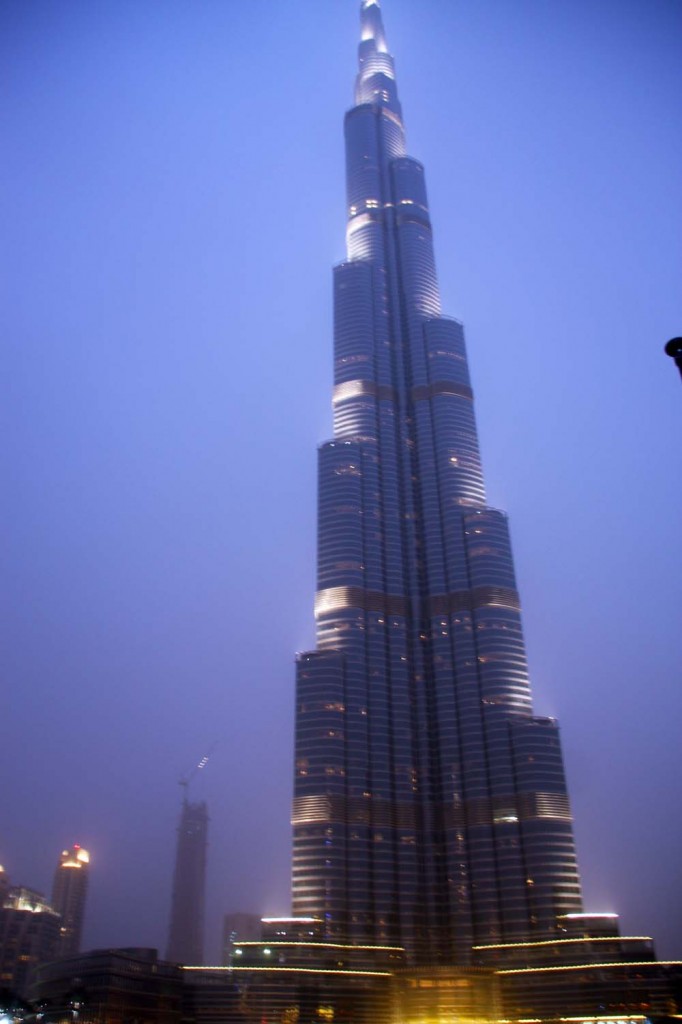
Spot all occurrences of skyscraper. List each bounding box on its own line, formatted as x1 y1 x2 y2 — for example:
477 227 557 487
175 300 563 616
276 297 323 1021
0 886 61 998
166 800 208 965
293 0 582 965
51 844 90 957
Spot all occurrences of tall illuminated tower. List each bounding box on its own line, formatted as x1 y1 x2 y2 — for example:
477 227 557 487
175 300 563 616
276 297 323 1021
51 844 90 957
292 0 582 965
166 800 208 965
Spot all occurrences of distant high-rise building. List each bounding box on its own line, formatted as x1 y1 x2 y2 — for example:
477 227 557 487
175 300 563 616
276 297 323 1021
51 845 90 957
166 801 208 965
0 885 61 998
292 0 582 965
221 912 261 966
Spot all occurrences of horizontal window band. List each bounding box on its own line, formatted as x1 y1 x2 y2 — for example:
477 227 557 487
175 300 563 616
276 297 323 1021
333 380 397 404
465 792 572 827
395 211 432 229
412 379 473 402
292 792 571 829
431 587 521 615
331 378 474 411
315 585 520 618
315 587 408 617
292 794 417 828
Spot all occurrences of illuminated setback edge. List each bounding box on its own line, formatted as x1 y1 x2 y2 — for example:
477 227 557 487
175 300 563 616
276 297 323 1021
232 940 403 951
497 960 682 975
182 966 392 977
473 937 654 951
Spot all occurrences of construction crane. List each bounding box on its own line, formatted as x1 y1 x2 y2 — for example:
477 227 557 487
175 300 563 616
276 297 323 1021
178 743 216 802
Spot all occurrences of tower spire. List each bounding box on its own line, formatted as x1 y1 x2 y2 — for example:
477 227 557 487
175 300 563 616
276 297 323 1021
360 0 387 54
356 0 401 117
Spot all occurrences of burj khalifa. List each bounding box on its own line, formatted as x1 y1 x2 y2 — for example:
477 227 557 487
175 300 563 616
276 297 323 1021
292 0 582 965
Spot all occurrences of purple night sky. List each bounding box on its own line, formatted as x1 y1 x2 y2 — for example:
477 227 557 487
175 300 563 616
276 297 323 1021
2 0 680 963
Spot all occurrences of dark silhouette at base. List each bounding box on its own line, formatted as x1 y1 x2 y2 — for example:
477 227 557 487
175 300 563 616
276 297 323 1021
664 337 682 381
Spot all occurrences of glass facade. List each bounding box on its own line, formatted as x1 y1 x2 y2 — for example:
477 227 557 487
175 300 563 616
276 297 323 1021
293 0 582 964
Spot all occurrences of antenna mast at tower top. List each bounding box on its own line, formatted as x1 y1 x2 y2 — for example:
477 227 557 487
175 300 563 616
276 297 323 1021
178 744 216 801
